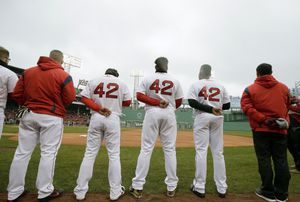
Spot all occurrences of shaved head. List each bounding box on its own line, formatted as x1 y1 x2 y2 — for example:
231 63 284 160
199 64 212 79
49 50 64 64
155 57 168 73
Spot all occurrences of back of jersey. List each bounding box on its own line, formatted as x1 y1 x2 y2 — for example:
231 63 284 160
138 72 183 111
81 74 131 115
187 79 229 114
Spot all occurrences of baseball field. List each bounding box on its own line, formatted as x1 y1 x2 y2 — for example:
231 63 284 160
0 125 299 202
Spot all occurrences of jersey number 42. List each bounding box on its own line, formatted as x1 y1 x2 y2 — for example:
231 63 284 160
149 79 174 96
198 86 220 102
94 82 119 98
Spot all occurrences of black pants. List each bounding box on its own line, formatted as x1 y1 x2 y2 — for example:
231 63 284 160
287 116 300 170
253 131 291 201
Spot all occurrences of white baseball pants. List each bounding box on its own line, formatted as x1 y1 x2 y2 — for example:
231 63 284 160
74 113 123 200
7 111 63 200
131 108 178 191
192 113 227 194
0 108 4 139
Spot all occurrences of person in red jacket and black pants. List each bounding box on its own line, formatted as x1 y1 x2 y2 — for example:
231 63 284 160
288 97 300 173
7 50 76 202
241 63 290 202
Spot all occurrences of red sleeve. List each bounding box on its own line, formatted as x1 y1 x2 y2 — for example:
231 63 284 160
175 98 182 109
81 96 102 111
62 75 76 106
136 92 160 106
122 100 131 107
12 75 25 105
241 88 267 123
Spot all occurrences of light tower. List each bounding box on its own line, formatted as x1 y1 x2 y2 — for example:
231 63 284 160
130 70 143 110
296 81 300 98
63 53 81 74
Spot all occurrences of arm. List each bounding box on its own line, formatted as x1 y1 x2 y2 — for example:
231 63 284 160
81 96 102 111
241 88 267 123
188 99 213 113
12 75 25 105
222 102 230 110
136 92 160 106
62 75 76 106
122 100 131 107
175 98 182 109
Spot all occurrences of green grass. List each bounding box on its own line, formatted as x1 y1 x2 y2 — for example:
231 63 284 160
0 136 299 194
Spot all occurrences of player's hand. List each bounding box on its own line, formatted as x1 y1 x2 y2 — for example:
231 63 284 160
264 118 278 128
98 107 111 117
159 100 169 108
212 108 222 116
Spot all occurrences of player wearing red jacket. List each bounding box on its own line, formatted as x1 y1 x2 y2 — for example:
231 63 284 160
7 50 76 202
287 97 300 173
241 63 290 202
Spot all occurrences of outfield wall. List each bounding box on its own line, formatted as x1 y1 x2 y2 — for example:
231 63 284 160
121 108 251 131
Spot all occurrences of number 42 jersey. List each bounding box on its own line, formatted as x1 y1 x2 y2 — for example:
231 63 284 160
187 79 230 115
138 72 184 111
81 74 131 115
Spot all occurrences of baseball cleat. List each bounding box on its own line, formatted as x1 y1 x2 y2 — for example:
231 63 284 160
38 188 64 202
255 188 276 202
166 189 176 197
110 186 125 201
129 186 142 199
7 190 28 202
190 184 205 198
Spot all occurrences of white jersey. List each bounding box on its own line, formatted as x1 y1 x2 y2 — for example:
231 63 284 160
138 72 184 111
81 74 131 116
187 79 230 115
0 66 18 109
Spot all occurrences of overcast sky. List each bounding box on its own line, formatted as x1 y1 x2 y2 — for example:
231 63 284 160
1 0 300 97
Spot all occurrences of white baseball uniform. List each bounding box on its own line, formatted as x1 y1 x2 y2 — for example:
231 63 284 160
74 74 131 200
131 72 183 192
0 66 18 139
187 78 230 194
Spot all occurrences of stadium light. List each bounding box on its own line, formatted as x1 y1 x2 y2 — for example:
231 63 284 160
130 70 143 109
63 53 81 73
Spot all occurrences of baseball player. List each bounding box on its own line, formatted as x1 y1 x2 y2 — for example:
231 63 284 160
187 64 230 198
129 57 183 198
7 50 76 202
0 46 18 139
74 68 131 201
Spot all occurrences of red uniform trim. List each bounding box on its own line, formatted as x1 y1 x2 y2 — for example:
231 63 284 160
81 96 101 112
136 92 160 106
175 98 182 109
122 100 131 107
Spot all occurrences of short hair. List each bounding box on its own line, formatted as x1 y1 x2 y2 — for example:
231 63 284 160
0 46 9 58
155 57 168 72
199 64 211 79
49 50 64 64
105 68 119 77
256 63 272 76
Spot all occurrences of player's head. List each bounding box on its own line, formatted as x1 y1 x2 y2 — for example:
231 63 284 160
155 57 168 73
199 64 211 79
105 68 119 77
0 46 10 64
256 63 272 77
49 50 64 65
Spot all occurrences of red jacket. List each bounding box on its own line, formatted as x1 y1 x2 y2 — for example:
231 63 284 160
241 75 290 134
13 56 76 117
289 101 300 124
